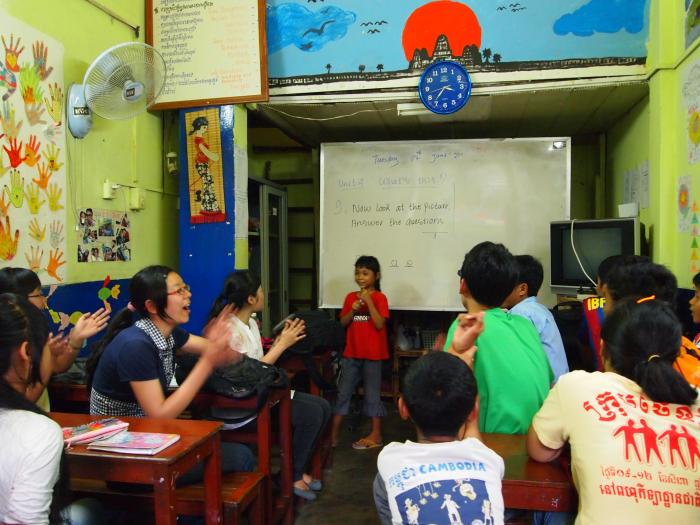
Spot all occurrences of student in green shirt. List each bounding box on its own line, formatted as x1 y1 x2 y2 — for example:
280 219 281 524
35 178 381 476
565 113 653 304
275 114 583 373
444 242 552 434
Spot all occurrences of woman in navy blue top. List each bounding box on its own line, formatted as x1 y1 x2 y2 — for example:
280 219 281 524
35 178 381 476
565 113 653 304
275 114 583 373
88 265 255 475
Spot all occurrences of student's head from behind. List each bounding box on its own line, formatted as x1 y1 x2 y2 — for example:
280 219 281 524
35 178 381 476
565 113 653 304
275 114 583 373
603 259 677 315
354 255 381 291
459 242 518 309
601 298 697 406
503 255 543 308
399 352 478 439
0 267 44 309
209 270 263 320
596 254 648 297
690 272 700 324
0 293 49 398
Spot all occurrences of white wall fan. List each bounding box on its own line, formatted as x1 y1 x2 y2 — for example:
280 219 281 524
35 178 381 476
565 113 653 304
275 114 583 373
67 42 166 138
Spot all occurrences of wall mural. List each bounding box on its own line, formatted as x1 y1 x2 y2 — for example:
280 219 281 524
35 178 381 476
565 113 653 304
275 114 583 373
267 0 649 87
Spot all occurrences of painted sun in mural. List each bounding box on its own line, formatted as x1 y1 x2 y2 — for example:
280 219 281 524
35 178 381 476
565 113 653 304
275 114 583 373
402 0 482 61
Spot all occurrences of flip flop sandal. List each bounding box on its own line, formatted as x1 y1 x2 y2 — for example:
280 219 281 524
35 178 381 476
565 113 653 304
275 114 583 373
352 438 383 450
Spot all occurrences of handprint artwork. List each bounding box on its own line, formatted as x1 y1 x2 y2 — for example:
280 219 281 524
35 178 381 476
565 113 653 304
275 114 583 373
46 182 63 211
28 217 45 242
44 82 62 124
4 169 24 208
45 247 64 281
32 162 52 189
24 183 45 214
24 134 40 166
0 23 65 282
49 220 63 248
32 41 53 81
0 101 22 138
0 214 19 261
3 137 25 167
44 142 63 171
24 244 43 271
19 64 43 104
1 34 23 102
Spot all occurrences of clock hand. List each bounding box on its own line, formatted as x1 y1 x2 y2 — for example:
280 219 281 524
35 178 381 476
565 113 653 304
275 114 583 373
435 86 447 101
443 85 454 92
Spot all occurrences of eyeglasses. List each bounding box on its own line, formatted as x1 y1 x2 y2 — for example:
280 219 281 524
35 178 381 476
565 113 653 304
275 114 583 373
167 284 191 296
27 293 46 300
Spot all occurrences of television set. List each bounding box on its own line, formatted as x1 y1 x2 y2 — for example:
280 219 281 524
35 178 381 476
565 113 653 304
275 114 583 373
550 218 643 292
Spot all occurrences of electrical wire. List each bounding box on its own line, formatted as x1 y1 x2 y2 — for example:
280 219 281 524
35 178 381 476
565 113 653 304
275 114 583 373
569 219 597 287
263 105 394 121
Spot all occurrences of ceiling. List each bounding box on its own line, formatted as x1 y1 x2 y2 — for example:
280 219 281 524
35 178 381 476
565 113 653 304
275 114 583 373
248 79 649 148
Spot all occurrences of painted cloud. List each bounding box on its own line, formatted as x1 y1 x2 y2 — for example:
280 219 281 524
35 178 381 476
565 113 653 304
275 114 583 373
267 3 357 54
553 0 647 37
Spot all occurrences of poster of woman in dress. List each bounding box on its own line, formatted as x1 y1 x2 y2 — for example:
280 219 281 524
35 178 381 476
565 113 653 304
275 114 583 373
185 108 226 223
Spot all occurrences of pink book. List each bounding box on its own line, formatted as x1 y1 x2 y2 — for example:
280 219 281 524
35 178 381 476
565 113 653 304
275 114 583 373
62 418 129 446
86 431 181 455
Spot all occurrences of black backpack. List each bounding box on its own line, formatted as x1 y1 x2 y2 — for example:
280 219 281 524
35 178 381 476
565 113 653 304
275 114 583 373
176 354 289 415
274 310 345 391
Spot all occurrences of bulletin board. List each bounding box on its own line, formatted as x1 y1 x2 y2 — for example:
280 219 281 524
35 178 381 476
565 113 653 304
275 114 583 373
146 0 268 110
0 13 67 283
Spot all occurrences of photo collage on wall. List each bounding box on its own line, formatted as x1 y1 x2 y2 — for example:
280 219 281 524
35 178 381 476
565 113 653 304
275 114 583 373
77 208 131 262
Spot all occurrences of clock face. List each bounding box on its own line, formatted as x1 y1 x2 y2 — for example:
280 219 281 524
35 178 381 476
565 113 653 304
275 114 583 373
418 61 472 115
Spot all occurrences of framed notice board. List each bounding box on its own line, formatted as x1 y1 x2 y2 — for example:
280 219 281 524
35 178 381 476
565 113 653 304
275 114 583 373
146 0 268 110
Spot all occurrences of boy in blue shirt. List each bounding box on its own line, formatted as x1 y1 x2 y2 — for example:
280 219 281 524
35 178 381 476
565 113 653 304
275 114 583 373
503 255 569 383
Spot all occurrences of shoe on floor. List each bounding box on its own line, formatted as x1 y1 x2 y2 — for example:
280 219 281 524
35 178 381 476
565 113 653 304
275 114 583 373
351 438 383 450
307 479 322 491
294 486 318 501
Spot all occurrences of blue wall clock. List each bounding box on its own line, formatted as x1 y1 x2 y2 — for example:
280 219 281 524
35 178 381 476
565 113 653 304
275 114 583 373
418 61 472 115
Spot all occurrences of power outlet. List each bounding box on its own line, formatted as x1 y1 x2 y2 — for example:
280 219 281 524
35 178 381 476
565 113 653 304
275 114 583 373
129 188 145 210
102 180 116 199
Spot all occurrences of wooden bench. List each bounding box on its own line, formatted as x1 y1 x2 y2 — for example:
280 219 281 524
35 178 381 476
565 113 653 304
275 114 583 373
71 471 265 525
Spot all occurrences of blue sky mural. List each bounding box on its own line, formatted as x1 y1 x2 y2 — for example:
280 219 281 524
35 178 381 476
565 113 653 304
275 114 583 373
267 0 650 78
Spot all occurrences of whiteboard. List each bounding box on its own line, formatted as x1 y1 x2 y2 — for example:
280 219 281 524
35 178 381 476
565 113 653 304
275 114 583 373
319 139 571 310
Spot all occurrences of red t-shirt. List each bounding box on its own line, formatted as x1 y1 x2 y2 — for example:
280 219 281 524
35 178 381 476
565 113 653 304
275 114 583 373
340 290 389 360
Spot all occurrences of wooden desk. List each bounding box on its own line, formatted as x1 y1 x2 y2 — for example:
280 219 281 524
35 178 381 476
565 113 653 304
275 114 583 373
51 413 223 525
191 388 294 525
483 433 577 512
49 381 295 523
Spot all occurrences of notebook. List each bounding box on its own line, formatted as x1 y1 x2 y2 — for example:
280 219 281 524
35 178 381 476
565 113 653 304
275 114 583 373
62 418 129 446
86 431 181 455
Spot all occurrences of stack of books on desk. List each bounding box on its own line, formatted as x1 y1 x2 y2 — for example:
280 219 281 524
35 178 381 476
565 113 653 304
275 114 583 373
86 431 181 455
62 418 129 446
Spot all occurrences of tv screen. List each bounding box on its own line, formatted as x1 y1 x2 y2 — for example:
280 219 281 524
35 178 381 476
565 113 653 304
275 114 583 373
550 218 640 291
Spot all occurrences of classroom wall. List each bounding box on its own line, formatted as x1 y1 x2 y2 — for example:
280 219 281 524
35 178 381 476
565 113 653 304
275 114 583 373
0 0 177 284
606 97 649 219
606 0 700 286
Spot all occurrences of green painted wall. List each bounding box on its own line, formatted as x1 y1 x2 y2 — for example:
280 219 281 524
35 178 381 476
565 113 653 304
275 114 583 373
0 0 177 283
607 0 700 287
